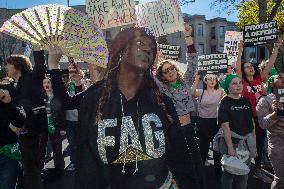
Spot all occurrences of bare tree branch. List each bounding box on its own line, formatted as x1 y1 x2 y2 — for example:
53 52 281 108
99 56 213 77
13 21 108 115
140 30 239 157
179 0 196 6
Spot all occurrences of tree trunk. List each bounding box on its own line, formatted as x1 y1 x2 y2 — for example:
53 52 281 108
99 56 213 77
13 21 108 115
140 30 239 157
258 0 268 23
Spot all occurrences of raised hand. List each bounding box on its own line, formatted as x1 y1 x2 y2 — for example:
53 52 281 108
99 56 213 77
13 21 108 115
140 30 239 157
48 46 63 70
0 89 11 104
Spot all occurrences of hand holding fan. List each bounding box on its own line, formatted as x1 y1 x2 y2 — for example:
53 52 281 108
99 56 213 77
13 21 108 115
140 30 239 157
0 4 109 68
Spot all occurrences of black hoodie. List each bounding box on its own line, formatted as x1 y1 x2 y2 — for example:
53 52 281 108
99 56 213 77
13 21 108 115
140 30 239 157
49 69 204 189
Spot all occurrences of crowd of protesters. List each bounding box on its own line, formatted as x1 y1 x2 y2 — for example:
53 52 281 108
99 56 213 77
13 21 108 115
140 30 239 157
0 23 283 189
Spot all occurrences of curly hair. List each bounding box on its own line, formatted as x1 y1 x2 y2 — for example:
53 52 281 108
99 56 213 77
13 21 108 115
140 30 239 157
95 28 173 124
6 55 32 74
156 59 184 84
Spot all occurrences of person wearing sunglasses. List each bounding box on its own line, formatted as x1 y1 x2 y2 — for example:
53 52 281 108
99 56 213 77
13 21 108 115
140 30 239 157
155 45 197 127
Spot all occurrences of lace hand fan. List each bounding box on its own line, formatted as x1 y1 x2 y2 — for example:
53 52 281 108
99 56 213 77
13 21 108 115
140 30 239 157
0 4 109 68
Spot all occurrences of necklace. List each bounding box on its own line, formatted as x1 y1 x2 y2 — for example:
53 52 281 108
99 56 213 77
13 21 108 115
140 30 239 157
120 93 140 175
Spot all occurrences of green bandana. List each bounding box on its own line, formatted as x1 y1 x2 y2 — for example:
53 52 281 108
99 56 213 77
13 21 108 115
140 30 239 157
0 143 21 161
69 80 76 96
220 74 240 93
267 75 277 94
47 115 55 135
169 80 181 89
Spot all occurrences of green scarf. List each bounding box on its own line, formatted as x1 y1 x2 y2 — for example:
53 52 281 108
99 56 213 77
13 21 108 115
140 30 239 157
169 80 181 89
47 115 55 135
0 143 21 161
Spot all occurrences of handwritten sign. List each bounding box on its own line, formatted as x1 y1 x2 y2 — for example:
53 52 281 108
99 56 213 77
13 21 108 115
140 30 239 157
158 44 181 60
198 54 228 74
244 21 277 46
135 0 184 37
224 31 243 66
86 0 136 29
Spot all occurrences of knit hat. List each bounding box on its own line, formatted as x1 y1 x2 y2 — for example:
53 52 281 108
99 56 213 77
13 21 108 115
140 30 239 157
220 74 240 93
267 75 277 94
109 27 157 65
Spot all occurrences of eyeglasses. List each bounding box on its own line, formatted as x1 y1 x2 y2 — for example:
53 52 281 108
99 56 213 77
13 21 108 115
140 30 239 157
162 65 176 75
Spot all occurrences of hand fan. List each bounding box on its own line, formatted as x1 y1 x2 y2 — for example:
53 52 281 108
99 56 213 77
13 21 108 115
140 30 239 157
0 4 109 68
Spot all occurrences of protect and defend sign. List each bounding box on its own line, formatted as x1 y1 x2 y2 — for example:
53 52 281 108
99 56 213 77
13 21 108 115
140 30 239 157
158 44 181 60
198 54 228 74
244 21 277 46
86 0 136 29
135 0 184 37
224 31 243 66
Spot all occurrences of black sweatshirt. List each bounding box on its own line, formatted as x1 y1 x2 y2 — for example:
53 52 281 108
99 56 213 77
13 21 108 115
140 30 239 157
50 69 204 189
0 84 25 147
15 51 47 135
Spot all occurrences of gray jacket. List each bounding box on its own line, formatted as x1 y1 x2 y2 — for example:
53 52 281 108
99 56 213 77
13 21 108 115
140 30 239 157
213 128 257 159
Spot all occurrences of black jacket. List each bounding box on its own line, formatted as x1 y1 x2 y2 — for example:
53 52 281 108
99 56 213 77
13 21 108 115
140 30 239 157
16 51 47 135
0 84 25 147
50 69 204 189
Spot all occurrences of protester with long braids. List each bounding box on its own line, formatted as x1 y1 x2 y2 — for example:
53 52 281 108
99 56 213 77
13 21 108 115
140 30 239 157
236 37 282 183
47 27 204 189
192 73 224 183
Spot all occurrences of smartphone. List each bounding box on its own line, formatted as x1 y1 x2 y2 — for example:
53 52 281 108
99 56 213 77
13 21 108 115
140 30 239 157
276 88 284 117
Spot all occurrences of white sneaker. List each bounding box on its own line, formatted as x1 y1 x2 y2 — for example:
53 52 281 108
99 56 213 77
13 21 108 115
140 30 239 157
66 163 76 171
253 169 273 183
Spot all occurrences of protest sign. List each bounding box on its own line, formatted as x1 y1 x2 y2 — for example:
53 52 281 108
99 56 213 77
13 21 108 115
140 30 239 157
135 0 184 37
197 54 228 74
86 0 136 29
243 21 277 46
224 31 243 66
158 44 181 60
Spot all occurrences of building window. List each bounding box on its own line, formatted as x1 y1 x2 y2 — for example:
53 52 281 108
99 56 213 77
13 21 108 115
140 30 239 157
211 46 217 53
175 31 182 39
219 26 225 38
198 43 204 54
197 24 203 37
211 27 215 39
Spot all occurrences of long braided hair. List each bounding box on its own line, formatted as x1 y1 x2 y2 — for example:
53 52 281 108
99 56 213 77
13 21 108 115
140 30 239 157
95 27 173 124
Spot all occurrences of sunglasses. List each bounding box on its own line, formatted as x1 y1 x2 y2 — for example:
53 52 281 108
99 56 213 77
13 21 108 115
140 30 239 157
162 65 176 75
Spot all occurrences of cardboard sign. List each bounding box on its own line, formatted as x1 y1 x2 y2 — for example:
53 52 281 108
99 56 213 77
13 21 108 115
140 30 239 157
224 31 243 66
197 54 228 74
243 22 277 46
158 44 181 60
135 0 184 37
86 0 136 29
